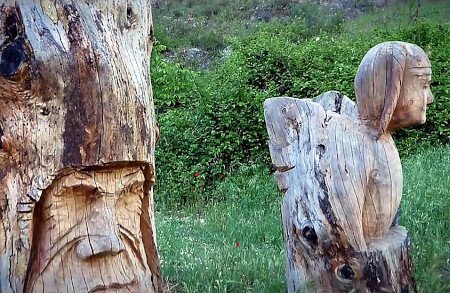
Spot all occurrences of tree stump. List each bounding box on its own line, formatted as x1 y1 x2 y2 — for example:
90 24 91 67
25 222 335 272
265 42 433 292
0 1 161 292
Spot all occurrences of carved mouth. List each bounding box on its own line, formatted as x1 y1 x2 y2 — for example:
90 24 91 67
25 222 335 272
89 280 138 292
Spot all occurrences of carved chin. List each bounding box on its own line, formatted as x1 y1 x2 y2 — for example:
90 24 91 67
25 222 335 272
28 247 148 293
89 281 139 292
420 115 427 124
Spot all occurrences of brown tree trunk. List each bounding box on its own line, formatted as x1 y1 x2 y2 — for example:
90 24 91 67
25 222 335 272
0 1 161 292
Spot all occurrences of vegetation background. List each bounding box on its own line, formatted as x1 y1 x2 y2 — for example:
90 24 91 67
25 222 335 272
151 0 450 292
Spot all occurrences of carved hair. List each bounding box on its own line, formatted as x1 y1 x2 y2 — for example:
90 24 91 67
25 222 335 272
354 41 430 136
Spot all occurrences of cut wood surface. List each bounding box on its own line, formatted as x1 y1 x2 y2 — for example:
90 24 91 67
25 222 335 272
0 1 161 292
265 42 433 292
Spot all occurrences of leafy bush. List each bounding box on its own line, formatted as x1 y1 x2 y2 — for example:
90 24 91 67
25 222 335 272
151 45 201 114
153 19 450 207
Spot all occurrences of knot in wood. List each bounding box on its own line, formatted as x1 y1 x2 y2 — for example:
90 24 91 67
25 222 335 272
5 13 19 39
295 219 319 248
0 39 26 76
301 221 318 246
336 263 356 283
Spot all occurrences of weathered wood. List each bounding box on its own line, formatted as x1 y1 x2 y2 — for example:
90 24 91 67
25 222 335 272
0 1 161 292
265 42 433 292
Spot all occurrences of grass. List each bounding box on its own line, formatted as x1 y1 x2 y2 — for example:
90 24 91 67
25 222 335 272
402 146 450 292
343 0 450 36
156 165 285 292
153 0 450 58
152 0 344 56
156 146 450 292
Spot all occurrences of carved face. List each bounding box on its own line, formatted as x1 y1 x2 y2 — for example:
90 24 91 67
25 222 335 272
26 166 157 292
390 66 433 129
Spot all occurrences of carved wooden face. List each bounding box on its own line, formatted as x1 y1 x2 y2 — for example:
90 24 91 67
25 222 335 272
26 166 156 292
390 66 433 129
0 2 159 291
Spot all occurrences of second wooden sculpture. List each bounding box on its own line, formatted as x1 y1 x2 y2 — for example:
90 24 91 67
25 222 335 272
265 42 433 292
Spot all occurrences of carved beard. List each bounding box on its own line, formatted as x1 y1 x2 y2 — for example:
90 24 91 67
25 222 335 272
27 232 152 292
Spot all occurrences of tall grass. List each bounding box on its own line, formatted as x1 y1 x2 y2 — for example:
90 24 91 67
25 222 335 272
402 146 450 292
157 165 284 292
156 147 450 292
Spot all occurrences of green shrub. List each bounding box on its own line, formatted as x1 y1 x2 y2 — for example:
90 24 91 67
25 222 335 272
154 19 450 207
151 45 201 114
154 108 207 208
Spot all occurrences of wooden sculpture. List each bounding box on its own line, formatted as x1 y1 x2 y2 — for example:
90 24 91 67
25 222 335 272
264 42 433 292
0 1 161 292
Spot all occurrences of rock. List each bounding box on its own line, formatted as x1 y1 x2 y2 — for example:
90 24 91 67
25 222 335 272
250 7 273 22
182 48 208 61
180 48 210 70
220 46 233 60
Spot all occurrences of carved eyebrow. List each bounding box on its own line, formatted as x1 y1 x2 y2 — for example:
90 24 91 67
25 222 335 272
410 67 432 76
119 180 144 198
50 174 98 198
418 76 432 82
54 184 99 198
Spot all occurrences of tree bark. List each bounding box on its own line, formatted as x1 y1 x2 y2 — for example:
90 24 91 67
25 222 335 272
0 1 161 292
264 92 416 292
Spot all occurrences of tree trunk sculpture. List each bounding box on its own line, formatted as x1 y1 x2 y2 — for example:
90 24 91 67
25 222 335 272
0 1 161 292
264 42 433 292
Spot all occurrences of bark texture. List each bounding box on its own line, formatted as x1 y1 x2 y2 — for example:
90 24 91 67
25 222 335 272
264 92 415 292
0 1 161 292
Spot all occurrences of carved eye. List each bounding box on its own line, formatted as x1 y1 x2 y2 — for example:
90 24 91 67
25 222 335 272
0 40 26 77
0 127 3 150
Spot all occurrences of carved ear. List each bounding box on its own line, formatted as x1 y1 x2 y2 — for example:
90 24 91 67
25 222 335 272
378 43 407 136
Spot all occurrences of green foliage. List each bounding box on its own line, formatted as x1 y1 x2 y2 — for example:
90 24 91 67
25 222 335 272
154 4 450 207
290 2 344 33
153 0 345 57
389 21 450 153
151 45 201 114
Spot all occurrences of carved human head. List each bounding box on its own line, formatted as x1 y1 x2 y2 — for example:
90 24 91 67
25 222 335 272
355 41 433 135
25 165 159 292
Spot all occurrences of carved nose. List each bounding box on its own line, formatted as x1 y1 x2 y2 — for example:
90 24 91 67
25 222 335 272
427 91 434 104
76 235 125 260
75 205 125 260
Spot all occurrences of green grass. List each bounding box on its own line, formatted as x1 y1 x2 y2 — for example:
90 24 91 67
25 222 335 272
156 147 450 292
153 0 450 58
156 165 285 292
152 0 343 56
402 146 450 292
343 0 450 36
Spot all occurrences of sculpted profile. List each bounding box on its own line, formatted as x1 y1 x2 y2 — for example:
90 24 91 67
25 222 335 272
264 42 432 292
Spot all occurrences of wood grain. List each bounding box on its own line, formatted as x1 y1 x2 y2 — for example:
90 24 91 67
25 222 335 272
0 1 161 292
264 41 432 292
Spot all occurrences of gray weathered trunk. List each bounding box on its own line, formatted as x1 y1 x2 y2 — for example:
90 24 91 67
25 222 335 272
264 92 416 293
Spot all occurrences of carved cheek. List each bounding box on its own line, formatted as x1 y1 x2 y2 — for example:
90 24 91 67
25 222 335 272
117 193 142 236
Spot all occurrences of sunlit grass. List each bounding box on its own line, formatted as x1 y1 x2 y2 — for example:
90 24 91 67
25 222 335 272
343 0 450 36
156 147 450 292
156 165 285 292
402 146 450 293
